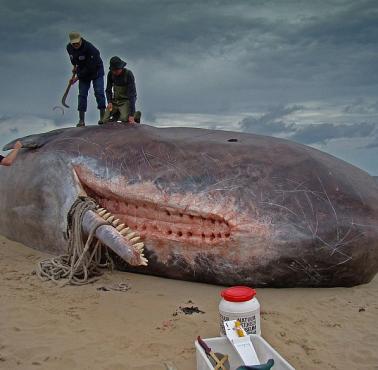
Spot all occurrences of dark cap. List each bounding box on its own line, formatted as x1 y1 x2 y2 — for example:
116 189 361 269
109 56 126 70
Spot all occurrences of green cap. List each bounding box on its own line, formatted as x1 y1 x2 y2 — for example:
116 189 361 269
69 32 81 44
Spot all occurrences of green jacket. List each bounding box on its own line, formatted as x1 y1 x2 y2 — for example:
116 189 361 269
105 69 137 104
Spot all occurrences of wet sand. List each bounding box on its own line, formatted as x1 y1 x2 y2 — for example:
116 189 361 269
0 235 377 370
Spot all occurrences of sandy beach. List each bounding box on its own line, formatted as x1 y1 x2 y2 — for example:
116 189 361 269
0 234 377 370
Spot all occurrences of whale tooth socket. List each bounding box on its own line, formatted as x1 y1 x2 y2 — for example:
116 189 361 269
125 232 137 240
102 212 111 220
130 236 141 244
112 219 120 226
120 228 131 236
116 223 125 231
107 216 115 223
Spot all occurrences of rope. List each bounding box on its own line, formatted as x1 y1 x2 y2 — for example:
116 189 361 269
36 197 113 286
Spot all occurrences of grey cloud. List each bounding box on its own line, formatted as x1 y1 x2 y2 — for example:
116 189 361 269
365 142 378 149
291 122 377 144
343 98 378 114
239 105 378 145
364 133 378 149
239 105 301 135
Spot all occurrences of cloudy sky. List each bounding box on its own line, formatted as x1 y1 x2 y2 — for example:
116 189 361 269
0 0 377 174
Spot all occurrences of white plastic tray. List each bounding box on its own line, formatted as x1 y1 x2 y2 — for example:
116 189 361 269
195 335 295 370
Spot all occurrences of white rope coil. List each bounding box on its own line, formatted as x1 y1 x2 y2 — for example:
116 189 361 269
36 197 113 286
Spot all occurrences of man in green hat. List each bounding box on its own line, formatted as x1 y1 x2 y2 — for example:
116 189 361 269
102 56 141 124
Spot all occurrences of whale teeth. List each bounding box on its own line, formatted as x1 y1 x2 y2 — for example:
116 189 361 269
133 242 144 252
107 215 115 223
112 219 120 226
140 256 148 266
102 212 111 220
120 228 131 236
130 236 141 244
125 232 137 240
116 223 125 231
98 209 107 216
96 207 105 213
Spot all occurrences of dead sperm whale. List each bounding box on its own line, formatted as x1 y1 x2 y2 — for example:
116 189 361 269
1 123 378 287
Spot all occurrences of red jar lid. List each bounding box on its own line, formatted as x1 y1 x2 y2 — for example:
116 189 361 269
221 286 256 302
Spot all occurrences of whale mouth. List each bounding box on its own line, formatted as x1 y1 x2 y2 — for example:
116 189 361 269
85 193 232 245
74 167 235 246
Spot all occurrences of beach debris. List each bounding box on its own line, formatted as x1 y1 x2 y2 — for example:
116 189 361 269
173 304 205 316
97 282 131 292
359 307 366 312
181 306 205 315
164 362 178 370
156 320 176 331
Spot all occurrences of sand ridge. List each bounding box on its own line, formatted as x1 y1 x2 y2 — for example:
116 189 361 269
0 235 377 369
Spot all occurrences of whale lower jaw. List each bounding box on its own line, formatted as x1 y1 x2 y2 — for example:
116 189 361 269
81 208 148 266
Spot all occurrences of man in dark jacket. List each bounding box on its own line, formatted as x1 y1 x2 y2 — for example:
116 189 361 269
66 32 106 127
102 56 140 124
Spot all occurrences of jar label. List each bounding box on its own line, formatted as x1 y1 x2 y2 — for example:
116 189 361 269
219 313 257 335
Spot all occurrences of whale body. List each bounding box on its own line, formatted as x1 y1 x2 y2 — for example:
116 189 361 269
1 124 378 287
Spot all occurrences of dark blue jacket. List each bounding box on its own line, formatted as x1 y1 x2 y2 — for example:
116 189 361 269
66 39 104 81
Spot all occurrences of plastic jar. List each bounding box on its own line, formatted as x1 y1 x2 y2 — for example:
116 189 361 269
219 286 261 336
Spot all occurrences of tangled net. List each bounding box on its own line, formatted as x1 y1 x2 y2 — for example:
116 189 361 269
36 197 113 286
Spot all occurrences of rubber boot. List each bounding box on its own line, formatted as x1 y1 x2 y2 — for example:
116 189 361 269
134 111 142 123
77 111 85 127
98 109 105 125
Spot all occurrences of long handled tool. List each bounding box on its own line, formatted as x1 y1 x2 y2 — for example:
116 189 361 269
197 336 230 370
224 321 275 370
61 72 76 108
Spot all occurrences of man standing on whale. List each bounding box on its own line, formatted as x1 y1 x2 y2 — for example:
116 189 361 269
66 32 106 127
